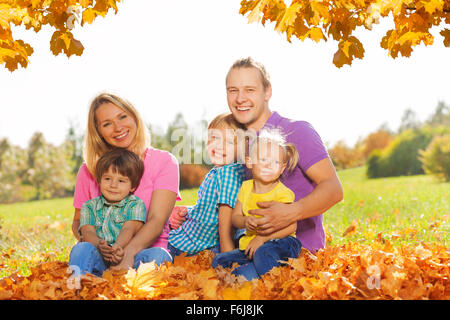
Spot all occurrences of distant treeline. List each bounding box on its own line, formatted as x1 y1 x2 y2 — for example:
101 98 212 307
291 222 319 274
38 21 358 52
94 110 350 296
328 101 450 181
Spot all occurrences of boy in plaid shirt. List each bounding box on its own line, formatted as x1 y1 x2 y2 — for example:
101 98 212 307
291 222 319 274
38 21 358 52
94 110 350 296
168 113 246 256
69 149 147 276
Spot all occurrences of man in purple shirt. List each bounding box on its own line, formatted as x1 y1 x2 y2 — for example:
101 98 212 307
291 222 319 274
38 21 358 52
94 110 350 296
226 57 343 253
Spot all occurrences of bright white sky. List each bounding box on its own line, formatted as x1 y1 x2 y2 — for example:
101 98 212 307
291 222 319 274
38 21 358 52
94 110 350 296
1 0 449 149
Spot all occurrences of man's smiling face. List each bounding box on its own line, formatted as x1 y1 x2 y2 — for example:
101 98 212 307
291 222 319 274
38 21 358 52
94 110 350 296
226 67 272 131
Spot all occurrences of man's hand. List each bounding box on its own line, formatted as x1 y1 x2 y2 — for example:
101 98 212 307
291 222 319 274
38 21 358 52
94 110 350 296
245 236 266 259
248 201 295 236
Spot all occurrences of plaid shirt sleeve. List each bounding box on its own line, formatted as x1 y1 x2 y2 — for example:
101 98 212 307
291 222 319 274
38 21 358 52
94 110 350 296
125 196 147 223
216 164 244 208
79 199 96 232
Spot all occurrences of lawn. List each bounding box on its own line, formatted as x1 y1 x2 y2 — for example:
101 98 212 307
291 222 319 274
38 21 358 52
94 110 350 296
0 166 448 279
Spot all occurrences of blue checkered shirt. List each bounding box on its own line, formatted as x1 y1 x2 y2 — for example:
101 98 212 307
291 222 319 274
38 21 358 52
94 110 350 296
169 163 245 254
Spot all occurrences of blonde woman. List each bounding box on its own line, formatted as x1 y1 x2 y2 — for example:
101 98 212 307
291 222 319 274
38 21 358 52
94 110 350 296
71 93 180 271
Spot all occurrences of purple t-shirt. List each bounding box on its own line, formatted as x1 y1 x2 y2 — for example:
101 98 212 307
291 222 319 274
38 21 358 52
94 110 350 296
258 112 329 252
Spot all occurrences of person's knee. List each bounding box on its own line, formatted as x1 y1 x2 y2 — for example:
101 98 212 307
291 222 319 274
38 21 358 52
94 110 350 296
211 255 223 268
70 242 97 260
134 247 172 268
253 242 281 274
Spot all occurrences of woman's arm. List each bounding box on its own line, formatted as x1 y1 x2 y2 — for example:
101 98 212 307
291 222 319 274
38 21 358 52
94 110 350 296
218 204 235 253
71 209 81 240
113 189 177 270
114 220 144 249
80 225 100 247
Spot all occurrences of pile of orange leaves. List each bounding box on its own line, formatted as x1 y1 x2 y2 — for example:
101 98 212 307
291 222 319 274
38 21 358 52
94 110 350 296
0 242 448 300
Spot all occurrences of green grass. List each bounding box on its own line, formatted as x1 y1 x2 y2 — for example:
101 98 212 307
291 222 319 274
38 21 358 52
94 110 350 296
0 167 448 278
324 167 449 246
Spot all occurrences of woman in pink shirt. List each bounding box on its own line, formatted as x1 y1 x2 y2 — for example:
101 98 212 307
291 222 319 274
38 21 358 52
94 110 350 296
71 93 180 271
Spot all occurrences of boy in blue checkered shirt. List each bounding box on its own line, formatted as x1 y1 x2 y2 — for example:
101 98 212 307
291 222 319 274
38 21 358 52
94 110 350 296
168 113 246 256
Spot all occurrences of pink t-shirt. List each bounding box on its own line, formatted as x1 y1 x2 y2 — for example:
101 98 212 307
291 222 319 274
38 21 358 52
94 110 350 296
73 147 181 249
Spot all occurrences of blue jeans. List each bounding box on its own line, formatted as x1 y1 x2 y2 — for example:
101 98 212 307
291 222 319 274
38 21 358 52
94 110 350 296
68 242 173 277
212 236 302 281
167 242 220 257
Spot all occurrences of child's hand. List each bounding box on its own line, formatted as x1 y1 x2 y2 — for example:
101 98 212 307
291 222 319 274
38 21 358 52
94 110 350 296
245 236 266 259
109 244 124 265
245 216 258 231
169 206 188 230
98 239 114 262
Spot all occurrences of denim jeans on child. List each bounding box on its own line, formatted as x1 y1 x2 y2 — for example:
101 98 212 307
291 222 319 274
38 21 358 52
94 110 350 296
69 242 173 277
167 242 220 258
212 236 302 281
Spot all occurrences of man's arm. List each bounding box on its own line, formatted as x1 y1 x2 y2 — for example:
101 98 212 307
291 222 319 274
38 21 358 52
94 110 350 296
249 157 343 235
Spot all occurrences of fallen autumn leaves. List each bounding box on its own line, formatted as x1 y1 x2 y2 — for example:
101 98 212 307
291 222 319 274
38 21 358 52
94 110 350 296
0 242 448 300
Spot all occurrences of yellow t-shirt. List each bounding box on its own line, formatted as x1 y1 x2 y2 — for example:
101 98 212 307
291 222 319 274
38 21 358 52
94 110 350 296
237 179 296 250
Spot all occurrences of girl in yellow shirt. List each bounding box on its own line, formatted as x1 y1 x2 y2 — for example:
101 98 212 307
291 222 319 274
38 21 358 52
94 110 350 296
212 128 302 280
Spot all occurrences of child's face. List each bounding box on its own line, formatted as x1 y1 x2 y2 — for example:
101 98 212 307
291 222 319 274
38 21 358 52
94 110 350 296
246 141 287 184
207 127 237 166
99 167 135 203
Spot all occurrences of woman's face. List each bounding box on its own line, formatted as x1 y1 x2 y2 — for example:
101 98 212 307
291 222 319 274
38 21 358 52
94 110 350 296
95 102 137 149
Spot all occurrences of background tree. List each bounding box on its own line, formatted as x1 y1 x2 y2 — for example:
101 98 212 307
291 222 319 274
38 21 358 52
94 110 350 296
419 134 450 181
361 129 393 158
0 138 28 203
398 108 422 133
65 120 84 175
24 133 75 200
426 101 450 127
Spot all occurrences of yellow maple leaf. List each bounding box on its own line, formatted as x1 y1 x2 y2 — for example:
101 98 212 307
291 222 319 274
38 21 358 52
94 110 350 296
275 2 301 33
307 27 325 43
222 281 253 300
82 7 97 25
421 0 444 15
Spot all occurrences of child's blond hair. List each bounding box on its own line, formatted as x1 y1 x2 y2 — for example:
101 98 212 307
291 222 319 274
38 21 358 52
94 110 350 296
208 113 246 131
250 128 299 173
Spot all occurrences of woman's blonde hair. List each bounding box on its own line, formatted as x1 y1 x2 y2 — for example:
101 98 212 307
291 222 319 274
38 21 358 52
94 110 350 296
83 93 150 178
